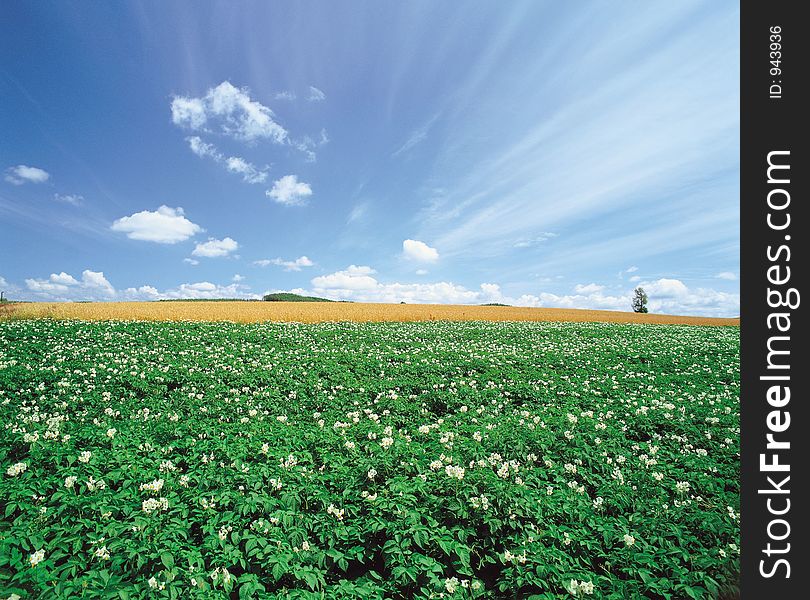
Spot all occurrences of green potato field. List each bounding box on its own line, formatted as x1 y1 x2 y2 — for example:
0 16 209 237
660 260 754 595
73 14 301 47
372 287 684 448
0 319 740 599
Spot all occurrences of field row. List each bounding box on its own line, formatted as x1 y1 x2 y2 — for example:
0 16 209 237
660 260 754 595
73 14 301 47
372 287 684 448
3 301 740 326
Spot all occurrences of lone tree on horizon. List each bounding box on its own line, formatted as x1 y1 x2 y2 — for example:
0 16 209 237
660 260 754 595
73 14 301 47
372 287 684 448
632 287 648 313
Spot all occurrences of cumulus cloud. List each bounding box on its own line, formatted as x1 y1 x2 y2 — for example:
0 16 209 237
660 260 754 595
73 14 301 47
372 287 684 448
5 165 50 185
253 256 314 271
716 271 737 280
81 270 115 296
20 269 263 303
25 269 115 300
49 272 78 285
266 175 312 206
302 268 738 316
155 281 257 300
574 283 605 294
402 239 439 262
111 206 202 244
307 86 326 102
54 193 83 206
171 81 287 143
191 237 239 258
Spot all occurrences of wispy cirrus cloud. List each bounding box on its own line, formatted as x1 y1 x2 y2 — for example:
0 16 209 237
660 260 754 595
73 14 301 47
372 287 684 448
253 256 314 271
186 136 268 183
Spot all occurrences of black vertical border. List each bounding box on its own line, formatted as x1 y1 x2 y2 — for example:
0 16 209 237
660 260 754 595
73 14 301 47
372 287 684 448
741 1 806 596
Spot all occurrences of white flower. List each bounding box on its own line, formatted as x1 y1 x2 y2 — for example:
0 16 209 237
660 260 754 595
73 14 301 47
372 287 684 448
94 546 111 560
675 481 691 494
29 549 45 567
445 465 465 480
64 475 78 488
380 436 394 449
142 497 169 513
445 577 459 593
106 428 117 438
367 468 377 480
78 451 92 463
139 478 164 494
7 462 27 477
327 503 345 520
623 534 635 547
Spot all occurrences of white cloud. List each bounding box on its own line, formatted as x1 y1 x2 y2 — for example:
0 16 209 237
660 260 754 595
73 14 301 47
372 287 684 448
307 86 326 102
304 267 738 317
626 266 639 273
254 256 314 271
402 239 439 262
292 130 329 162
643 277 689 298
54 193 83 206
81 270 115 296
158 281 257 300
50 272 79 285
186 137 267 184
513 233 558 248
392 113 440 157
347 202 368 224
716 271 737 280
187 136 222 159
415 269 428 276
171 81 287 143
25 269 115 299
232 274 244 282
274 91 296 101
25 278 70 294
311 265 378 291
266 175 312 206
225 156 267 184
183 258 199 266
574 283 604 294
170 96 207 130
5 165 50 185
111 206 202 244
192 237 239 258
629 275 641 282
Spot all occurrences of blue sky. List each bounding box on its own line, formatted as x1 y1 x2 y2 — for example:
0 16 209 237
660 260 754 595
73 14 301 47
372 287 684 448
1 1 740 316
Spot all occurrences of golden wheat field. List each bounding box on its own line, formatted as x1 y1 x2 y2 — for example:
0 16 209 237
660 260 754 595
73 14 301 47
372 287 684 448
2 301 739 326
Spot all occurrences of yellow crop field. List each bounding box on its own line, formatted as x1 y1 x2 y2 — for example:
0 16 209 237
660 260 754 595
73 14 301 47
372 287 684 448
2 301 739 326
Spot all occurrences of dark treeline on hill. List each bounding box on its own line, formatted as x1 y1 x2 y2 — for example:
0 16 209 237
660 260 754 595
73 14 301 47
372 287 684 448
263 293 337 302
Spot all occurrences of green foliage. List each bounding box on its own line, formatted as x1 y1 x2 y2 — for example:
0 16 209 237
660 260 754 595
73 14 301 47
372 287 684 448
632 288 649 313
262 293 335 303
0 320 739 598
